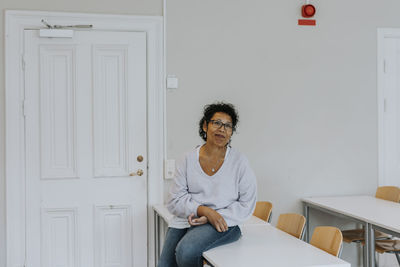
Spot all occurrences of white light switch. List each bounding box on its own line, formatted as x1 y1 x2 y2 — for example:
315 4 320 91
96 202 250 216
167 75 178 89
165 159 176 179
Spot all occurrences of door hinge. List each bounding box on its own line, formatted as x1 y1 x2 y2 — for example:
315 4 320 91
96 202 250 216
383 59 387 74
23 99 27 117
22 54 26 71
384 98 387 112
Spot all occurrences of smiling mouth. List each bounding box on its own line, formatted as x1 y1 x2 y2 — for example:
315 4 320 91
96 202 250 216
215 134 225 139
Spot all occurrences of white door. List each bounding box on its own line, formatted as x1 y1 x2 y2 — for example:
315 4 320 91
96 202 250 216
380 34 400 188
378 30 400 267
24 29 147 267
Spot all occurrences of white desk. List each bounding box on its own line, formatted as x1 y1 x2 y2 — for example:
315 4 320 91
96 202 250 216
153 204 267 226
153 204 173 266
152 204 267 266
303 195 400 267
203 224 350 267
153 205 350 267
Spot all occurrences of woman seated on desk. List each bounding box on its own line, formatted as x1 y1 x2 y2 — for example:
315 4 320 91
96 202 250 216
158 102 257 267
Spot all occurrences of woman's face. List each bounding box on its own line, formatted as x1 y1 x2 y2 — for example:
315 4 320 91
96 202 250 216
203 112 233 148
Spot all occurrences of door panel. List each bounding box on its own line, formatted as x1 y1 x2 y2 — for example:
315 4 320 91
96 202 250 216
24 30 147 267
40 45 77 179
94 205 132 267
93 45 131 177
41 208 78 267
382 37 400 187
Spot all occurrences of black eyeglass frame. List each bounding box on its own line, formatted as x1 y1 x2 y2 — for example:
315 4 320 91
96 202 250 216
208 119 233 131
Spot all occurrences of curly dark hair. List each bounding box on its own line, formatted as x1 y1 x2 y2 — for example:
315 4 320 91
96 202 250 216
198 102 239 142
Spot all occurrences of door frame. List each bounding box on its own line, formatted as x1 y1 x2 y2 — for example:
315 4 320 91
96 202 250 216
377 28 400 186
5 10 164 267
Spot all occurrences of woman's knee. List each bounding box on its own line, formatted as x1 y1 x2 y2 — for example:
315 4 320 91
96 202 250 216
175 238 202 266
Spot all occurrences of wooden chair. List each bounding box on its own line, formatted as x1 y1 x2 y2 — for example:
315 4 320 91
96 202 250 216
342 186 400 243
310 226 343 257
374 239 400 265
276 213 306 239
253 201 273 222
375 186 400 202
359 238 400 265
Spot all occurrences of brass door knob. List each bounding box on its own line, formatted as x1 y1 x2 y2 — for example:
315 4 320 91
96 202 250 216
137 155 144 162
130 169 144 176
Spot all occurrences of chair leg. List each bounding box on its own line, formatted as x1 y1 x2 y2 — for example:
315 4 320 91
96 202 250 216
395 252 400 266
338 244 343 258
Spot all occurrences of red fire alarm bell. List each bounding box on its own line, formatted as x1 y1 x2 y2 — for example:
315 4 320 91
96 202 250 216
298 3 316 26
301 4 316 18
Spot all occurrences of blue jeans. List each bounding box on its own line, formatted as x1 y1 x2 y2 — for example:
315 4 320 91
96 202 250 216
157 224 241 267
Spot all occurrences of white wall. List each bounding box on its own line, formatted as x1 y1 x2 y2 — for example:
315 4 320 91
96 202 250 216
0 2 162 266
166 0 400 265
2 0 400 266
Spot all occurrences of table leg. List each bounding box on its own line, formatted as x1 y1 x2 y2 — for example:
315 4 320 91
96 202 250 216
154 210 160 267
303 204 310 242
368 224 375 267
363 223 369 267
363 223 373 267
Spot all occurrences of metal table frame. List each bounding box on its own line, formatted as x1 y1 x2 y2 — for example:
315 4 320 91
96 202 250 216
303 202 375 267
154 209 163 267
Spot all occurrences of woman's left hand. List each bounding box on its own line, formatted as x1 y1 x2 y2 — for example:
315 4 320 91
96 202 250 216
188 213 208 226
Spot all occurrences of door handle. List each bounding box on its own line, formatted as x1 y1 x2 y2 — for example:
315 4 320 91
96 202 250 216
130 169 144 176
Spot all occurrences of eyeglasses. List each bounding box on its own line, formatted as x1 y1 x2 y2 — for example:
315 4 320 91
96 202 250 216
209 120 233 131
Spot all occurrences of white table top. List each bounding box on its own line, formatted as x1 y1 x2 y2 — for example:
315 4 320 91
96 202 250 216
152 204 268 227
153 204 174 223
302 195 400 234
203 224 350 267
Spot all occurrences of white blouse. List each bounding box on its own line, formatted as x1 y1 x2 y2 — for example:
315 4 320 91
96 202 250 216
167 145 257 229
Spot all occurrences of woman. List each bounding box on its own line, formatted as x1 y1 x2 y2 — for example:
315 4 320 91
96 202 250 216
158 102 257 267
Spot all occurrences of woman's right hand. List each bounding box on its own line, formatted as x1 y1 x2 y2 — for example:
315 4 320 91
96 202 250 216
197 206 228 232
188 213 208 226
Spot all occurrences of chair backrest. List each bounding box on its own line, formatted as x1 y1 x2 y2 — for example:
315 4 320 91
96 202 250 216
253 201 273 222
310 226 343 257
276 213 306 239
375 186 400 202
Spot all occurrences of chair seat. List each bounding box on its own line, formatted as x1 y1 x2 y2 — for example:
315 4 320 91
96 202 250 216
375 240 400 254
342 229 390 243
253 201 273 222
310 226 343 257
